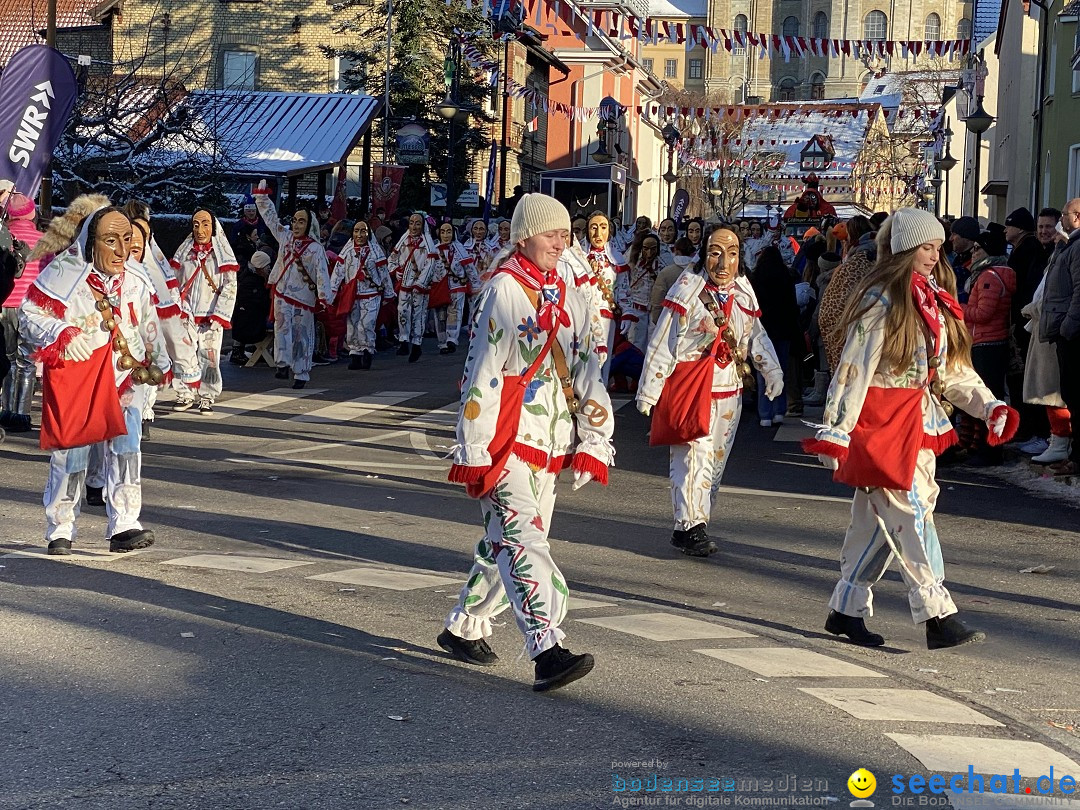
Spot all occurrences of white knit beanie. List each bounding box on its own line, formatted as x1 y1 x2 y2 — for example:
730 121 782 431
510 193 571 245
889 208 945 254
250 251 272 270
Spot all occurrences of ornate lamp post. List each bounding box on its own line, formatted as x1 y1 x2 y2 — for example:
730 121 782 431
661 122 681 215
436 40 470 225
964 96 993 217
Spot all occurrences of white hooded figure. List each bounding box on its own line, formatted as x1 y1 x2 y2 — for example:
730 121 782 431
462 218 495 311
254 186 331 388
328 219 393 369
387 212 438 362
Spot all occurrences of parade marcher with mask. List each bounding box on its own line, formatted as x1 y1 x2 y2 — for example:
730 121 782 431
19 198 170 555
440 193 614 692
170 209 238 411
617 231 662 356
463 218 495 305
656 217 678 268
329 220 392 370
387 212 438 363
254 182 332 389
581 211 627 381
431 222 478 354
638 226 784 558
802 209 1017 650
486 219 511 256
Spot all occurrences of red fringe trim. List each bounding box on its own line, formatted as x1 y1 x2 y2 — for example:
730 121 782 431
252 188 271 195
188 380 201 390
156 303 182 319
33 326 81 368
219 263 239 273
161 370 174 387
118 373 134 397
448 463 488 484
169 259 182 271
271 290 317 312
987 405 1020 446
210 315 231 329
711 389 740 400
801 438 849 462
922 429 958 454
166 277 179 289
512 442 550 469
26 284 67 320
572 452 609 486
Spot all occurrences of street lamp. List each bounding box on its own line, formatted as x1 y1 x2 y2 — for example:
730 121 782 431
661 122 681 214
964 97 995 217
437 40 469 226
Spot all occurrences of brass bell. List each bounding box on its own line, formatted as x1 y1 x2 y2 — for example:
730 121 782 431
117 354 136 370
716 313 726 325
722 327 735 344
738 362 753 379
567 397 579 414
942 401 955 417
113 335 128 352
928 355 941 369
148 365 165 385
930 379 944 397
131 367 150 385
96 299 112 312
103 318 117 331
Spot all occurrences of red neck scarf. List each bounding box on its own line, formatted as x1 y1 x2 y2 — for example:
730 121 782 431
911 272 963 350
191 241 212 261
500 253 570 331
87 271 123 309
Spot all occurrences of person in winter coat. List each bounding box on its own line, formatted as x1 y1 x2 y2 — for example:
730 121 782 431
1 193 43 433
254 184 332 388
229 250 273 364
803 209 1016 650
440 193 614 693
387 212 438 363
650 238 696 324
637 226 784 558
329 221 393 370
749 245 801 426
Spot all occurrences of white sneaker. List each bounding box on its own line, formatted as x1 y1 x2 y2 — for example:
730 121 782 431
1018 437 1049 455
198 398 213 414
760 419 772 427
173 397 195 412
1033 435 1070 464
772 415 785 425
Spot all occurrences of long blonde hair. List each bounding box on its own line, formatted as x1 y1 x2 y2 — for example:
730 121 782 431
835 217 972 373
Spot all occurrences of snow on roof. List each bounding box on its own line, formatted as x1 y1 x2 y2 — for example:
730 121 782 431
1061 0 1080 14
0 0 98 67
646 0 707 19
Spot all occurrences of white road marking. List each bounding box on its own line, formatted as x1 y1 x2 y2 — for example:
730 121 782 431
307 566 460 591
288 390 423 424
402 402 459 428
162 554 315 574
885 733 1080 775
772 423 816 443
577 612 755 641
224 457 444 471
695 647 887 677
168 388 326 421
714 485 851 505
799 687 1003 725
569 596 621 610
0 547 154 562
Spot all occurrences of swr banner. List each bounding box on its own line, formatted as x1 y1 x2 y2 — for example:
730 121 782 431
0 45 79 198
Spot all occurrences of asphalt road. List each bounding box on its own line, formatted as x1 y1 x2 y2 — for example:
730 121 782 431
1 339 1078 810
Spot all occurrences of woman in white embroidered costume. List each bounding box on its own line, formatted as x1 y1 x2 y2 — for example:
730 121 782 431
169 209 238 412
254 183 331 389
387 212 438 363
617 231 662 356
462 218 494 309
656 217 678 268
19 200 170 556
581 210 627 383
802 209 1018 650
431 222 479 354
439 194 614 693
637 226 784 558
329 220 393 370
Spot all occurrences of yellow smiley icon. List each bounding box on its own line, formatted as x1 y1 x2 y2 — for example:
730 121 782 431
848 768 877 798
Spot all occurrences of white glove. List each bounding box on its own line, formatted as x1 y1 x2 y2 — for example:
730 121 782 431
572 470 593 491
257 179 267 191
64 333 93 362
637 401 652 417
988 409 1008 438
765 373 784 401
619 319 632 337
817 454 839 471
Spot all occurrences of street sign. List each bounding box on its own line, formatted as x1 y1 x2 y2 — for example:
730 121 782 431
395 123 429 166
430 182 479 208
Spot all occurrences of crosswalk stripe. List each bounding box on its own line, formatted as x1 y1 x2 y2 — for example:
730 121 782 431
288 390 423 424
169 388 326 421
694 647 887 677
402 401 459 429
798 688 1003 725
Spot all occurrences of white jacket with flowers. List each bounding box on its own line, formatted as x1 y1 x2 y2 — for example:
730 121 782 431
330 241 393 303
169 224 238 328
388 232 438 294
255 192 331 310
449 255 616 484
808 289 1007 459
638 270 782 408
433 241 480 295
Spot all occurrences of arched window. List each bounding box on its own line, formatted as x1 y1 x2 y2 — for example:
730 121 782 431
864 10 888 40
783 16 800 37
778 77 798 101
956 17 972 39
733 14 748 54
810 72 826 99
813 12 829 39
924 13 941 40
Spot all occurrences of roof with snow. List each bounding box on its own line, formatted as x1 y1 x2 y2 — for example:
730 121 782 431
0 0 99 68
1061 0 1080 14
975 0 1002 42
646 0 707 19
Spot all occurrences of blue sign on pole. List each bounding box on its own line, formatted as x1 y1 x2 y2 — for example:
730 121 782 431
0 45 79 198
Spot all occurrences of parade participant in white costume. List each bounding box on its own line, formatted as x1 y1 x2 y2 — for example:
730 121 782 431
802 209 1017 650
617 232 662 355
463 218 495 303
329 220 393 370
169 209 238 412
486 219 511 255
387 212 438 363
581 211 626 382
657 217 678 267
19 200 169 555
431 222 478 354
440 193 614 692
638 227 784 557
254 183 331 389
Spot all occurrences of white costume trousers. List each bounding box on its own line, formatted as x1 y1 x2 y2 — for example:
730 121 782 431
670 396 743 531
86 442 106 488
44 387 146 542
345 297 380 355
445 457 568 659
162 314 200 387
275 300 315 380
446 291 467 345
626 315 651 355
829 447 958 623
397 290 429 346
600 317 616 385
176 322 224 401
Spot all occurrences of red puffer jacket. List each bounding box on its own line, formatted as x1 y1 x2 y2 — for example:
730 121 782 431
962 259 1016 344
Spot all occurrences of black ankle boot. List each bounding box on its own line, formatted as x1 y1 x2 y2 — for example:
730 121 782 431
85 486 105 506
670 528 692 549
925 614 986 649
348 355 364 370
825 610 885 647
396 343 410 356
409 344 422 363
533 645 594 692
359 351 372 369
680 524 717 557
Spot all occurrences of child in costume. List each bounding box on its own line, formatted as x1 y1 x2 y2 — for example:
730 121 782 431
637 226 784 557
329 220 393 370
802 209 1017 650
440 193 614 693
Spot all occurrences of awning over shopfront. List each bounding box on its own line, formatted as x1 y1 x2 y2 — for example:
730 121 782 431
540 163 628 220
183 91 383 177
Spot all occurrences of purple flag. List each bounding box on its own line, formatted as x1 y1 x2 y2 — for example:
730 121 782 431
0 45 79 198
